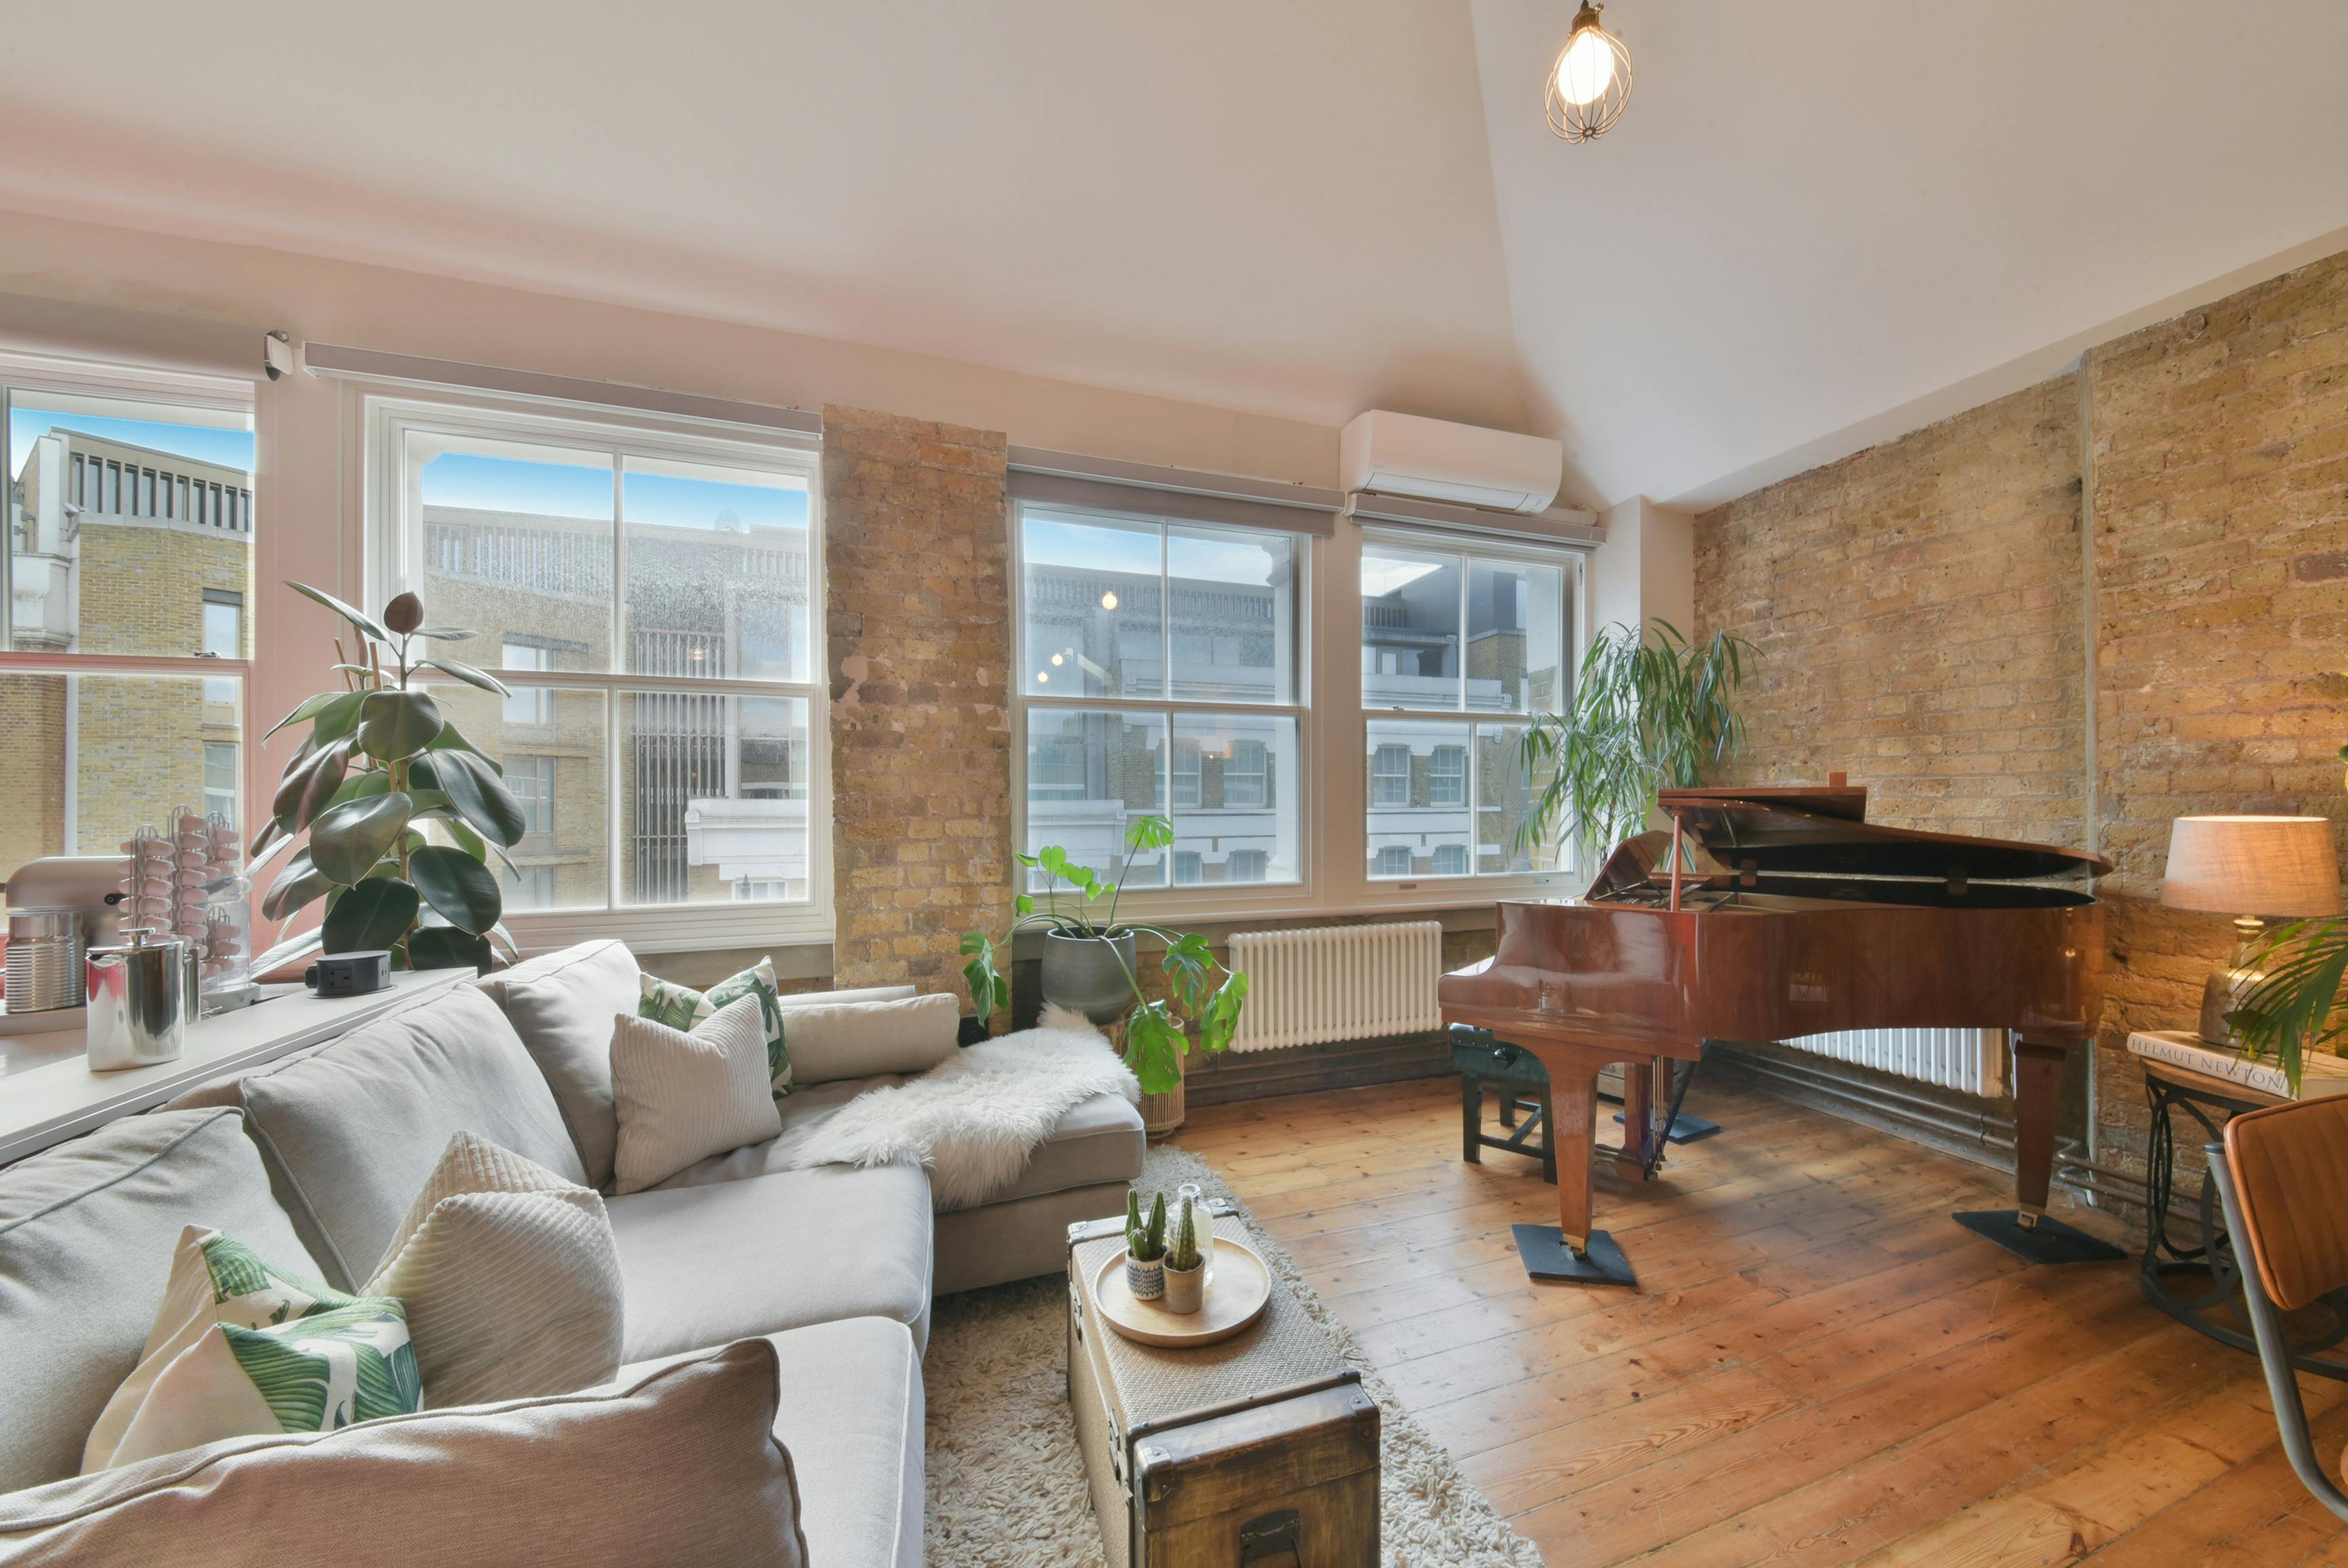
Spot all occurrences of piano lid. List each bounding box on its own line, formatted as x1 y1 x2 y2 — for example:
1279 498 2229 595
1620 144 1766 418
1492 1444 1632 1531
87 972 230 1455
1651 785 2111 883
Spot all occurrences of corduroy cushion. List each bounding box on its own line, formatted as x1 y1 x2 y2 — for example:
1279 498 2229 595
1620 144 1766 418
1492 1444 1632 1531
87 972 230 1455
2223 1094 2348 1311
609 998 783 1196
0 1109 321 1493
0 1340 806 1568
363 1133 624 1408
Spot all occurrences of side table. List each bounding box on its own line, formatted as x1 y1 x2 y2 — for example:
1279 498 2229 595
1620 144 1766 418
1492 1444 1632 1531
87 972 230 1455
2139 1054 2348 1379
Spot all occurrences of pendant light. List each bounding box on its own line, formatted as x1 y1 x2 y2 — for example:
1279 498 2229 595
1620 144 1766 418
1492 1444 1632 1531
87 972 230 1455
1546 1 1633 143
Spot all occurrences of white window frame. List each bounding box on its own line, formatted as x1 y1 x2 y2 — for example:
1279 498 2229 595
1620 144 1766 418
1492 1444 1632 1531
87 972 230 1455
1009 498 1313 918
364 392 829 953
1351 526 1583 898
0 353 257 856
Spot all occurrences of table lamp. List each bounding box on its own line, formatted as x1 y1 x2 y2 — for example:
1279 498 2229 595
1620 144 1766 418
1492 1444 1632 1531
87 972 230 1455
2160 815 2345 1047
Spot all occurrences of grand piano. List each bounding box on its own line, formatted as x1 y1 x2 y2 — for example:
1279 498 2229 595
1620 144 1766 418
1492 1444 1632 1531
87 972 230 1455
1440 781 2122 1285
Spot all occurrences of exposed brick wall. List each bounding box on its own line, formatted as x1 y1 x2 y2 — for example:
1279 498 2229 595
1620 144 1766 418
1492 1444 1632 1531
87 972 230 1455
823 406 1014 997
1694 377 2088 844
1693 247 2348 1198
2086 251 2348 1178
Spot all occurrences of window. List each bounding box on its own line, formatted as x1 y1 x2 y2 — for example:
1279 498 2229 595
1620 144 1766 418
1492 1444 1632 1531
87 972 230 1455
1222 738 1267 808
0 366 255 875
203 742 238 827
1429 744 1466 806
1016 505 1303 891
504 863 558 910
502 640 560 727
505 753 557 836
371 397 824 937
1171 738 1202 808
201 591 242 706
1361 537 1575 881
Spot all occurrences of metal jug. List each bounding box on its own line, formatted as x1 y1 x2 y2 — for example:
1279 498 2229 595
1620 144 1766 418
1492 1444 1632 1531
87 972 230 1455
86 929 188 1071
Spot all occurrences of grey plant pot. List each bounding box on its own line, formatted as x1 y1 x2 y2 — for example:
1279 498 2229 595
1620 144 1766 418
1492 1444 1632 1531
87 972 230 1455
1042 929 1137 1025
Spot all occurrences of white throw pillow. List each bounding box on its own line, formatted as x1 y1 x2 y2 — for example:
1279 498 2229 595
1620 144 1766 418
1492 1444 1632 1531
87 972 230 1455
781 993 961 1084
364 1132 625 1408
82 1227 351 1473
609 997 785 1194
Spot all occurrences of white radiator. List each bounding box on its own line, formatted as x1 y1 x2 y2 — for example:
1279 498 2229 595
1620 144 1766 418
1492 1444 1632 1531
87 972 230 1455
1226 921 1445 1053
1779 1027 2008 1098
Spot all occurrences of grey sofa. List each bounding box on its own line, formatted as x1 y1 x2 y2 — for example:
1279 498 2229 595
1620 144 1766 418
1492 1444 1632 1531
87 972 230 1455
0 939 1145 1567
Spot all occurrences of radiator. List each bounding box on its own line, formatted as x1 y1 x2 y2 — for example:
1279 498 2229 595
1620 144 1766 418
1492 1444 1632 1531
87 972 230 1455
1226 921 1445 1053
1779 1027 2008 1098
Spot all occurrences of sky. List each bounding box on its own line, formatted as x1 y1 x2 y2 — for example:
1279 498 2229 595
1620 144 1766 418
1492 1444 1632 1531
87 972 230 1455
422 452 811 532
10 411 255 474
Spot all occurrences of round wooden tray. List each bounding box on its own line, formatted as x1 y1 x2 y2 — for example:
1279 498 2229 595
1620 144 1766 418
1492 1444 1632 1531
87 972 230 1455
1092 1239 1273 1349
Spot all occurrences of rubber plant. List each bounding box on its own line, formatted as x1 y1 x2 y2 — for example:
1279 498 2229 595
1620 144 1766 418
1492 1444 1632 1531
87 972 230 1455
1517 618 1758 864
959 813 1249 1096
249 582 527 974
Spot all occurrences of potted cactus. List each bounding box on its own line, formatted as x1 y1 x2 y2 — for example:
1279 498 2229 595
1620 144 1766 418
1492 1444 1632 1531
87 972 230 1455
1124 1190 1167 1301
1162 1197 1205 1315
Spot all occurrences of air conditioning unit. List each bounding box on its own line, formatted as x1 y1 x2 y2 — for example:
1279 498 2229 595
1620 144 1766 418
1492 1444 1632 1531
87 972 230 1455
1340 410 1563 516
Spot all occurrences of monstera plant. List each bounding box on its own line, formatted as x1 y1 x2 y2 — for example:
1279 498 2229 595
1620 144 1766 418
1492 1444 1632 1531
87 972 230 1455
249 583 526 973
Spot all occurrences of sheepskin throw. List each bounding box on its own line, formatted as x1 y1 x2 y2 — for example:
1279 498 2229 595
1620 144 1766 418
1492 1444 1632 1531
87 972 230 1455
783 1024 1138 1211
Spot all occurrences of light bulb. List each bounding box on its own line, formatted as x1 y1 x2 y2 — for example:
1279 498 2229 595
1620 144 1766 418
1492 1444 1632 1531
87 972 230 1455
1100 590 1119 610
1556 26 1615 107
1037 671 1050 683
1050 652 1065 666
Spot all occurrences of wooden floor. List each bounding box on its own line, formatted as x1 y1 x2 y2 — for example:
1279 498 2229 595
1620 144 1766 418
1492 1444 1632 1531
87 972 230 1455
1172 1075 2348 1568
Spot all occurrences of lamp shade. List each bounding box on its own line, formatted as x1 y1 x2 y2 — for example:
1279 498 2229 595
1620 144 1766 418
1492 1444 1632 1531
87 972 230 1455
2160 816 2344 917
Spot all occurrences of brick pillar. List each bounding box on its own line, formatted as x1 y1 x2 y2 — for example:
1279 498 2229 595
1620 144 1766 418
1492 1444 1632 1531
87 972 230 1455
822 406 1013 997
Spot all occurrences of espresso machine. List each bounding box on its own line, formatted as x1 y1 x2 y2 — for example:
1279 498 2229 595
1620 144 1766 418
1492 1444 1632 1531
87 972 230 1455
0 856 128 1029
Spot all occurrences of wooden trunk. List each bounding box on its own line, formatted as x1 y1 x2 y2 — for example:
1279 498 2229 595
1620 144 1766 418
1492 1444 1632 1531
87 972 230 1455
1067 1215 1379 1568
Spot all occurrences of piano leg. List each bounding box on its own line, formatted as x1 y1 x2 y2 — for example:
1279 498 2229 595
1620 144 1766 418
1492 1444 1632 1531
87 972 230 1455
1614 1063 1654 1183
1510 1051 1639 1287
1953 1035 2128 1265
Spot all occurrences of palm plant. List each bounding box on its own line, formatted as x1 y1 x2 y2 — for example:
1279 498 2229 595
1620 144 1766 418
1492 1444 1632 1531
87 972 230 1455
1516 619 1758 865
960 814 1248 1096
2234 918 2348 1094
251 583 526 972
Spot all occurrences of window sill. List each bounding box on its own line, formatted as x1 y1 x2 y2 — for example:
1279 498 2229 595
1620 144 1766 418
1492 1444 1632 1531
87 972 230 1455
505 907 832 969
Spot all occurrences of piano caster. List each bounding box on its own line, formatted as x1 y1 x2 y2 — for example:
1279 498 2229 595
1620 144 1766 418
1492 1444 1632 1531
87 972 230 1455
1952 1209 2128 1266
1513 1224 1639 1287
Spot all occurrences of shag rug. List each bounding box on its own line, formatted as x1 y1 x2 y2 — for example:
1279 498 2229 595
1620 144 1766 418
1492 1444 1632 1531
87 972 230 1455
777 1025 1137 1211
925 1144 1546 1568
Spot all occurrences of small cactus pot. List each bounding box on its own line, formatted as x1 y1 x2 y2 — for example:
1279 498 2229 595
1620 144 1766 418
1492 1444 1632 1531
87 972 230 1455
1125 1253 1165 1300
1162 1259 1205 1315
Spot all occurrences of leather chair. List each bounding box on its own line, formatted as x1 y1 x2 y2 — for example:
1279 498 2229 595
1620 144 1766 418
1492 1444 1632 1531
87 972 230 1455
2207 1094 2348 1522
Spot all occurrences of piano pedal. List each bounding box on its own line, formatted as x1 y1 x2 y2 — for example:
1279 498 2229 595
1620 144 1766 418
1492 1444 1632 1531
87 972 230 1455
1952 1209 2128 1266
1611 1110 1722 1145
1513 1224 1639 1287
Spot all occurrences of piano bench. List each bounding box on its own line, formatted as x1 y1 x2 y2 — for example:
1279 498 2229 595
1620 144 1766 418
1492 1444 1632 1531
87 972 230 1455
1451 1029 1558 1185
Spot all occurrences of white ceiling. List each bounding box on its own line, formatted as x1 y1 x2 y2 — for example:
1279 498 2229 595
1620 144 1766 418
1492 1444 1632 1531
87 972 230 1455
3 1 2346 509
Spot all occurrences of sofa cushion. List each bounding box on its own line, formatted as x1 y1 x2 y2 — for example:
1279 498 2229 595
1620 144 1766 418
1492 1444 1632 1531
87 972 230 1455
228 984 587 1291
780 984 916 1010
605 1162 933 1360
781 995 961 1086
473 940 641 1190
0 1109 319 1494
615 1318 920 1568
0 1339 808 1568
639 959 791 1092
659 1081 1143 1207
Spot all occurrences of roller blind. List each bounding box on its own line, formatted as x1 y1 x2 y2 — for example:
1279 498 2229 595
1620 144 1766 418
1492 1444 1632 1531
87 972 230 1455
1006 446 1340 536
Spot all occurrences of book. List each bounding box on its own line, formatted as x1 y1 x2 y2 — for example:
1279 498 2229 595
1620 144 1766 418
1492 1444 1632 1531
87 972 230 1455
2127 1031 2348 1101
